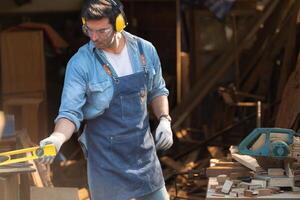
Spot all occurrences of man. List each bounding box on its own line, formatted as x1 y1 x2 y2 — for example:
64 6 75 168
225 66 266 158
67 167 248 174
39 0 173 199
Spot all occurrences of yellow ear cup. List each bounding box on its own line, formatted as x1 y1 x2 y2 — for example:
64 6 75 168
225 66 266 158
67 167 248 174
81 17 86 25
115 14 126 32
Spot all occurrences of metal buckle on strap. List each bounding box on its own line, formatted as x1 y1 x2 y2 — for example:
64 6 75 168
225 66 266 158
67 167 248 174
102 64 112 77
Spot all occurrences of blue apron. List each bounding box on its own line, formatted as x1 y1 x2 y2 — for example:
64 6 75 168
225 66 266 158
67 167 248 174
83 39 164 200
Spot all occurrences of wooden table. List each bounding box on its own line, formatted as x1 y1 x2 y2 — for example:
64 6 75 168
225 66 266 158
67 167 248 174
206 178 300 200
0 165 35 200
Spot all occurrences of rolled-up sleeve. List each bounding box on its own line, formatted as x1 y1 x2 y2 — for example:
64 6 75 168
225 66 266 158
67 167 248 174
54 57 87 131
147 44 169 103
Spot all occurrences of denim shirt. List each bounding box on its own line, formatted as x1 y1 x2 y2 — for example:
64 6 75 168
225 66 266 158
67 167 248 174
55 31 169 130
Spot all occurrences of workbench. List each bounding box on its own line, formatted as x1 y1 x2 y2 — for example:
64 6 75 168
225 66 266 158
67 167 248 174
206 177 300 200
0 165 35 200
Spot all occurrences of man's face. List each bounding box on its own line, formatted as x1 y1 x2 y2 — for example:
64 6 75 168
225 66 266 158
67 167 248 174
83 18 115 49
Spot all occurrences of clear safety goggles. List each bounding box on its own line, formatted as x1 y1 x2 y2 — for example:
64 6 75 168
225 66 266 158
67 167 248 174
82 25 113 37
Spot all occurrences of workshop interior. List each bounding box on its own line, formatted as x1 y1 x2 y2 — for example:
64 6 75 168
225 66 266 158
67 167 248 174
1 0 300 199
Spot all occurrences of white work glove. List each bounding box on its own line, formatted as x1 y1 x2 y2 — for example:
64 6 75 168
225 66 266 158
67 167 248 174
155 117 173 151
39 132 66 164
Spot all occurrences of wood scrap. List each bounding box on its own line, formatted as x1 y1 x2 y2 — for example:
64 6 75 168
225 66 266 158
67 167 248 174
231 153 264 172
268 177 294 187
244 189 255 197
30 186 78 200
206 166 249 177
221 180 233 194
268 168 285 176
258 188 273 196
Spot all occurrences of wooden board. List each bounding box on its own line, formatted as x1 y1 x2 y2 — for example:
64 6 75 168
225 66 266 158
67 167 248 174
1 31 46 95
232 153 264 172
30 187 78 200
206 177 300 199
0 165 35 200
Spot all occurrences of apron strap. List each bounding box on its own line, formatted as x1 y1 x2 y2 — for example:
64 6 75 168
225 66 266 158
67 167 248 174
136 38 148 74
94 50 113 77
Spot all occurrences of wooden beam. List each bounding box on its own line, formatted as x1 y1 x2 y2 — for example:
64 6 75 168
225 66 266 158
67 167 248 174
275 0 299 101
176 0 182 103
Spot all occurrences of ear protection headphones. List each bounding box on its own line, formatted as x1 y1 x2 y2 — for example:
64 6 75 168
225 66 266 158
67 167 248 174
81 0 127 33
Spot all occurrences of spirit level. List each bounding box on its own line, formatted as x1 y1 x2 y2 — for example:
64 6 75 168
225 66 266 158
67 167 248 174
0 144 56 166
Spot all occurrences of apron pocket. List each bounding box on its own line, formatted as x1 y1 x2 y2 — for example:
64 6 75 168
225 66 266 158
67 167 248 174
109 132 140 168
120 92 143 120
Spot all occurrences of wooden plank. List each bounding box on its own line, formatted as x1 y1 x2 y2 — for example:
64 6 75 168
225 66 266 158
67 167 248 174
241 0 295 94
268 168 285 176
30 187 78 200
206 166 249 177
231 153 263 172
0 173 19 200
0 166 34 174
176 0 182 103
275 0 299 101
1 31 46 95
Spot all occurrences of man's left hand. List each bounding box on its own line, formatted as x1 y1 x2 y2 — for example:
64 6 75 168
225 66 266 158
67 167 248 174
155 117 173 150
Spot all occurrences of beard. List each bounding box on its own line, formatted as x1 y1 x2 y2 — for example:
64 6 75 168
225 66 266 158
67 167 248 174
93 31 116 50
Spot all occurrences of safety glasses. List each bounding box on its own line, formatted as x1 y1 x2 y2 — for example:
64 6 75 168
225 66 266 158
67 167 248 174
82 25 113 37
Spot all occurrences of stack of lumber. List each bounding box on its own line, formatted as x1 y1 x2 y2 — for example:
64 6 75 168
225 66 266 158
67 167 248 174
206 149 300 199
292 161 300 187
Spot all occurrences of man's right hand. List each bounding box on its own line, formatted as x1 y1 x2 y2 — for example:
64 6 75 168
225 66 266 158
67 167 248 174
39 132 66 164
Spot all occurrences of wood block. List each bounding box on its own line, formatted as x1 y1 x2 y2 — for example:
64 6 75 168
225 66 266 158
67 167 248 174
294 175 300 181
229 191 238 197
206 166 249 177
291 162 300 169
231 188 245 196
268 186 280 193
30 187 78 200
210 184 218 189
293 169 300 175
216 174 227 184
232 153 263 172
244 190 254 197
215 186 223 193
251 179 267 188
258 188 273 196
230 171 251 179
268 177 294 187
214 161 242 167
0 174 19 200
221 180 233 194
232 179 242 185
268 168 285 176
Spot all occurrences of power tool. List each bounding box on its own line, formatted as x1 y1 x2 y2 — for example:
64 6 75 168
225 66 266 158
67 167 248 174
239 128 300 160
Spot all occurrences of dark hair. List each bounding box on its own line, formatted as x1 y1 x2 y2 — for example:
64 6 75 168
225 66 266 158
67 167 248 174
81 0 116 25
